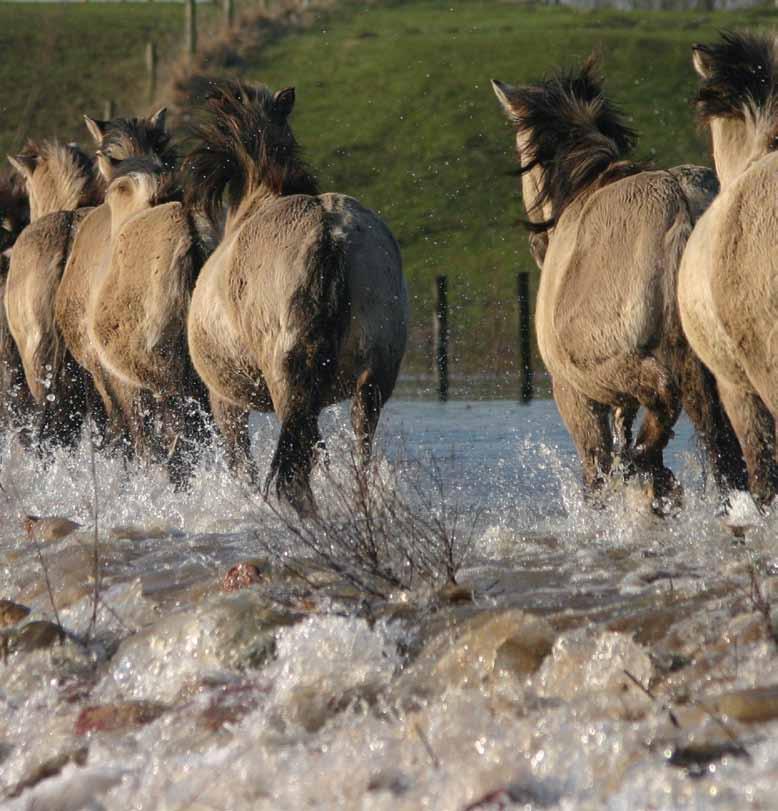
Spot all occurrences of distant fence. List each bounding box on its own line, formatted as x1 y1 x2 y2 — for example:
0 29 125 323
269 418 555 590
433 273 534 403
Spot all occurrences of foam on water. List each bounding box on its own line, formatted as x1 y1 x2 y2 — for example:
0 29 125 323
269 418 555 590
2 400 778 809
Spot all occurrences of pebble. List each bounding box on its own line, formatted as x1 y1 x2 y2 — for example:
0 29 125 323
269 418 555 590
0 599 30 628
75 701 167 735
223 561 264 592
23 515 81 542
1 620 66 659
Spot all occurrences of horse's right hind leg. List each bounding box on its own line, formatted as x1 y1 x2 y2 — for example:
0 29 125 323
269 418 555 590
677 353 748 495
717 381 777 511
552 377 612 501
210 393 258 486
351 369 384 466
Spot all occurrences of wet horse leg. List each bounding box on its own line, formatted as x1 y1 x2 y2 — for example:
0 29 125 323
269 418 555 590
630 357 682 506
266 403 321 517
717 381 777 511
676 351 748 496
351 369 384 466
552 377 612 501
210 393 258 485
612 402 638 464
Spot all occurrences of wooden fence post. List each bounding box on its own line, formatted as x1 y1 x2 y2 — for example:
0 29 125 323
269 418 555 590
517 271 533 403
223 0 235 30
145 41 157 103
434 275 449 402
184 0 198 63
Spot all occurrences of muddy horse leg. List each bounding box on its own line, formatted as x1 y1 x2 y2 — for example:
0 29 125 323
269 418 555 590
717 381 777 511
163 386 213 490
37 352 87 453
210 393 257 485
553 377 612 501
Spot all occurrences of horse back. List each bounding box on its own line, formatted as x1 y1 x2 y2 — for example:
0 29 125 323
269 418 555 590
541 171 692 383
91 202 197 393
55 203 112 370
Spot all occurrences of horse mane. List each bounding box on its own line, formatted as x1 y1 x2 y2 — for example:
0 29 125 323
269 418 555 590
182 78 319 223
694 31 778 123
17 139 103 209
109 157 183 205
100 116 177 171
0 168 30 249
504 57 639 234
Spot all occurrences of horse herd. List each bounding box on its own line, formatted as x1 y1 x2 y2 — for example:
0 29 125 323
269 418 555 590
0 30 776 520
0 81 408 516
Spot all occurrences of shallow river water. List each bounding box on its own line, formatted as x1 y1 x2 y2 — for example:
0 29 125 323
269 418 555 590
1 397 778 810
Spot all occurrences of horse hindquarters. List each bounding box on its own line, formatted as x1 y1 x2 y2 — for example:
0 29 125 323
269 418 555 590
266 223 351 516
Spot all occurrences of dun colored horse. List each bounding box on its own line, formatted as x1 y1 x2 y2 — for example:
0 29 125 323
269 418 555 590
54 109 177 451
493 59 745 506
88 157 214 483
679 32 778 510
5 140 102 447
185 81 408 514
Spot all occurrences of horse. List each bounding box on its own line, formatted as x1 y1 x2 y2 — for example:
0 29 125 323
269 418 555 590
185 81 408 515
679 32 778 510
5 140 103 448
0 168 31 443
53 109 177 452
492 58 746 507
87 157 215 484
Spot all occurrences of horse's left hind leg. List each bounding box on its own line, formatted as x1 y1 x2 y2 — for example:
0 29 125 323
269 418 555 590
351 369 383 466
631 357 683 508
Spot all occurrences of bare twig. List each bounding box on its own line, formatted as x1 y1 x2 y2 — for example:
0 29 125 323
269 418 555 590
88 432 100 640
255 446 479 600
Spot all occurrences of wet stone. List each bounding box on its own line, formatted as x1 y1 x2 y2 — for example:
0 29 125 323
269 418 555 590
0 599 30 628
223 561 264 592
396 609 555 698
709 685 778 724
6 747 88 799
75 701 167 735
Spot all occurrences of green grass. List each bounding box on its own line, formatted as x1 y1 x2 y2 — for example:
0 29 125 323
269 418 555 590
3 1 778 384
0 2 216 156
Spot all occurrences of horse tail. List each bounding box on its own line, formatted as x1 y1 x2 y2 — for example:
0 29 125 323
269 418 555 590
265 210 351 513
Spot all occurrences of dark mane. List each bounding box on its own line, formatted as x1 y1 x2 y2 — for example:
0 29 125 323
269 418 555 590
694 32 778 122
110 157 183 205
100 117 177 171
0 169 29 252
182 78 319 222
503 58 639 234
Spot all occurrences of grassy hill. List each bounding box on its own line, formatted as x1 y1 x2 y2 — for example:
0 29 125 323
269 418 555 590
0 2 218 155
3 1 778 391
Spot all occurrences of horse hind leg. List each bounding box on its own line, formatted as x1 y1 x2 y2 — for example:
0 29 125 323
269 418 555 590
717 381 777 512
210 393 259 486
351 368 384 467
265 408 320 518
629 356 683 509
553 377 612 502
676 351 748 497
